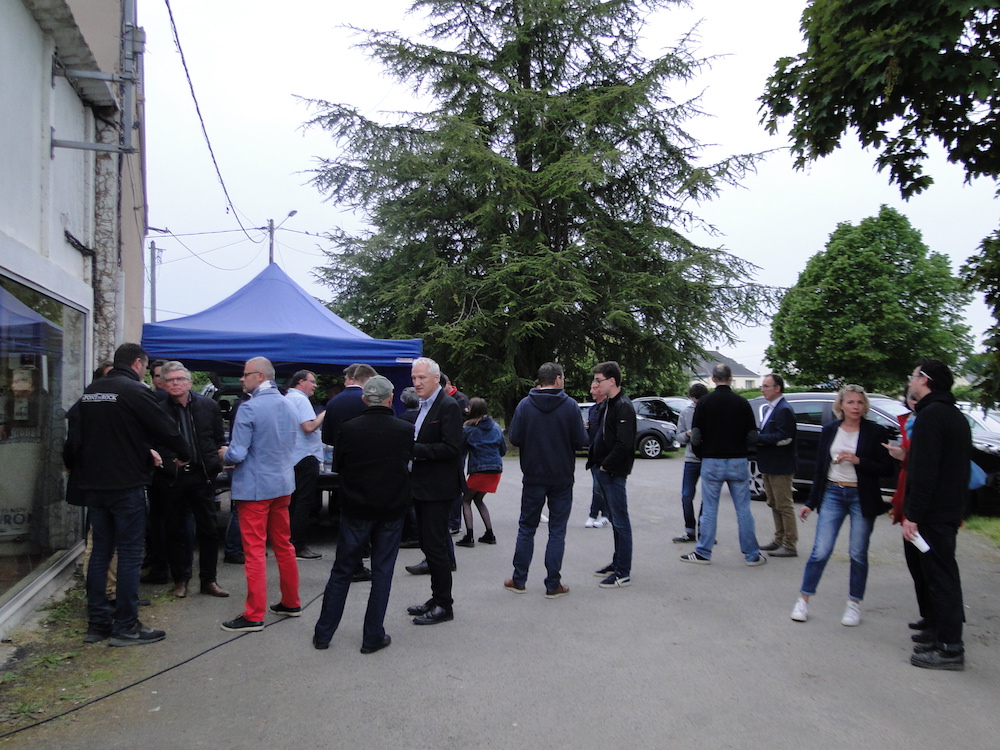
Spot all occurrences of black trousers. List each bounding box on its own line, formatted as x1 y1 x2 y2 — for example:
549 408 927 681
290 456 319 550
159 473 219 584
414 498 454 610
917 521 964 648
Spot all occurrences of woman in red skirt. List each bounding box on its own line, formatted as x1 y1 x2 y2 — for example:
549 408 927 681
456 398 506 547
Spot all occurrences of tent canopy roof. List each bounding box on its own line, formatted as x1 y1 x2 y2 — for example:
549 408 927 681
141 264 421 374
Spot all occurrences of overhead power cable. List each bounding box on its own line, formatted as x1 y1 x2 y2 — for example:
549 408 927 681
162 0 262 243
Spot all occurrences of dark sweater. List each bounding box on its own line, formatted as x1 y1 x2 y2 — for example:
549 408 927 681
691 385 757 459
904 390 971 526
335 406 415 521
508 388 588 485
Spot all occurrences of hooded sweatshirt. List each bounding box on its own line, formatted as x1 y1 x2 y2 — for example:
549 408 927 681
507 388 588 485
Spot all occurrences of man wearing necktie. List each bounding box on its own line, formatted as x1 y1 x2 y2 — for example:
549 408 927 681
756 373 799 557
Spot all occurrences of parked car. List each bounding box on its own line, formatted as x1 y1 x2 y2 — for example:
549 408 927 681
747 392 906 500
578 398 680 459
746 393 1000 515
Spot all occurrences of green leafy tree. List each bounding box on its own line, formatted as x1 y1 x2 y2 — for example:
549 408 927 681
961 230 1000 406
767 206 972 392
305 0 777 420
759 1 999 199
759 1 1000 400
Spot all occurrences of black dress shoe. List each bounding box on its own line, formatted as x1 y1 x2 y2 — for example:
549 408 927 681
399 538 421 549
405 560 431 575
759 541 780 552
312 635 329 650
360 634 392 654
224 553 246 565
407 600 434 616
908 618 929 631
352 566 373 582
412 605 454 625
140 572 169 585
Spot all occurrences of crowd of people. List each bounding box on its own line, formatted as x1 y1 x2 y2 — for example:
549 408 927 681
64 346 972 670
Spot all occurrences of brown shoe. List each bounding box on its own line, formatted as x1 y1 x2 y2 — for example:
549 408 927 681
545 584 570 599
200 581 230 597
503 578 526 593
170 581 189 598
768 546 798 558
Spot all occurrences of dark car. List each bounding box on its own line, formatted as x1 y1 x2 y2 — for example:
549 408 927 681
747 392 907 500
578 398 679 459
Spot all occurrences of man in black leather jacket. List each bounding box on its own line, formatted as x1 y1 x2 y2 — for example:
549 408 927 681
152 361 228 599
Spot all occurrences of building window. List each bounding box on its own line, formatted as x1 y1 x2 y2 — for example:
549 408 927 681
0 276 85 600
745 380 754 390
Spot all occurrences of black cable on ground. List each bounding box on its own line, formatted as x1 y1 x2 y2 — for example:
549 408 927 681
0 592 324 741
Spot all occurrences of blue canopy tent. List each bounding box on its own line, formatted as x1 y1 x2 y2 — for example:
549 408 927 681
141 264 422 381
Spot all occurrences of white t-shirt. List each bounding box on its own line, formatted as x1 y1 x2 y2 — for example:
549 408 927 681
286 387 324 463
827 426 860 484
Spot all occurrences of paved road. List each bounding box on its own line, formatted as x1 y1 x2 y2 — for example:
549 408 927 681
4 455 999 749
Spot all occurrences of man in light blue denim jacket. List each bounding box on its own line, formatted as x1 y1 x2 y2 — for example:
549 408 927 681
219 357 301 632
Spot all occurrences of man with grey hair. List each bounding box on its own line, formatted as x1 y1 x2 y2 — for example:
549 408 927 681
405 356 463 625
680 363 766 566
313 376 414 653
219 357 301 632
756 372 798 558
152 361 229 599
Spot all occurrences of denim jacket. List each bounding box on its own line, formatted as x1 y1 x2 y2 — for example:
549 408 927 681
223 382 299 500
463 416 506 474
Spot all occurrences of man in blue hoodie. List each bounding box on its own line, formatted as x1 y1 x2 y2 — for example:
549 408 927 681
505 362 588 598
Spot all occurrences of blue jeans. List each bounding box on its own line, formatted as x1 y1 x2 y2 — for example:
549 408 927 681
511 483 572 590
800 485 874 601
588 467 608 519
224 497 243 556
314 515 403 648
595 471 632 577
695 458 760 562
85 488 147 635
680 461 701 534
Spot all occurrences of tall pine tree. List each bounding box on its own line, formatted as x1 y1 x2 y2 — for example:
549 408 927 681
307 0 776 418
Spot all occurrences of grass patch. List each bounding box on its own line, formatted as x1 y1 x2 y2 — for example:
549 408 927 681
0 573 140 734
964 515 1000 547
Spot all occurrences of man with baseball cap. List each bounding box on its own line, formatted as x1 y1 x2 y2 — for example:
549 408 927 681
313 376 415 653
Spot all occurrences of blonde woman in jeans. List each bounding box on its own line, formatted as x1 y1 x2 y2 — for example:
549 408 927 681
791 385 894 626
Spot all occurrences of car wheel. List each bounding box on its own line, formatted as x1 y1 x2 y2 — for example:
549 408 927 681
748 459 766 500
637 435 663 459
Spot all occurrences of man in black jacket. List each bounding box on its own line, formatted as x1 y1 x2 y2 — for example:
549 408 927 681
405 357 463 625
681 363 766 567
65 343 190 646
313 376 414 652
587 361 637 588
153 362 228 599
903 358 971 670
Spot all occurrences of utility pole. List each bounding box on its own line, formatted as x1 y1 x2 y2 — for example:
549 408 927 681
149 240 157 322
268 219 275 264
268 210 296 265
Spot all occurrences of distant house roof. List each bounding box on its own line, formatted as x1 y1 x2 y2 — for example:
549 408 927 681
690 351 759 379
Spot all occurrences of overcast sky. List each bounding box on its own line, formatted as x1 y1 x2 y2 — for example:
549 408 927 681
139 0 998 376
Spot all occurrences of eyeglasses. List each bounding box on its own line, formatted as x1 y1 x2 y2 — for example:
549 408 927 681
241 371 263 379
908 371 931 382
592 377 608 384
163 377 190 384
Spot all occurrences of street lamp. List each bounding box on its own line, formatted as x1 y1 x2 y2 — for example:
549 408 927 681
268 210 298 264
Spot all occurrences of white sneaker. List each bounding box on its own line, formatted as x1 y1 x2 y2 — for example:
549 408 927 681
841 600 861 627
791 596 808 622
585 517 596 528
593 517 610 528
